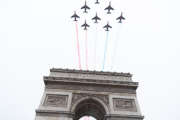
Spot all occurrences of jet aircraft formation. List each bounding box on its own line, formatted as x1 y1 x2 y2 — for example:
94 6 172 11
71 0 125 31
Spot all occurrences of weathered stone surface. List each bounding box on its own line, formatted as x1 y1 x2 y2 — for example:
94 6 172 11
49 68 132 82
43 94 68 108
46 83 136 94
113 98 137 112
44 76 138 87
71 93 109 108
105 114 144 120
35 68 144 120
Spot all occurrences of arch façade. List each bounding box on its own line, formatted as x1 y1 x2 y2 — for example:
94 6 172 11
71 96 110 120
35 68 144 120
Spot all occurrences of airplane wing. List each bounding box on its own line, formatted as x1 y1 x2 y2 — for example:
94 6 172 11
92 16 96 20
81 6 85 9
71 13 76 18
107 24 112 28
104 7 109 10
97 16 101 20
71 13 79 18
110 6 114 10
86 6 90 9
103 25 108 28
75 15 80 18
116 17 120 20
81 24 85 27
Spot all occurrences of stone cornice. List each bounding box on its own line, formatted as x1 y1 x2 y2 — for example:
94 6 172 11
36 109 73 114
50 68 132 77
105 114 144 119
36 109 74 117
44 76 138 89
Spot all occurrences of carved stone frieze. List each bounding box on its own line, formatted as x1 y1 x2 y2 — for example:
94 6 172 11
43 94 68 108
113 98 137 112
46 83 136 94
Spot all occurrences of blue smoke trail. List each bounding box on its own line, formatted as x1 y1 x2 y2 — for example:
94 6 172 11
111 24 122 70
102 31 109 71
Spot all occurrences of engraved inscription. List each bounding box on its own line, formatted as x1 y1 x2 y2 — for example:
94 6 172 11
44 94 68 107
113 98 137 112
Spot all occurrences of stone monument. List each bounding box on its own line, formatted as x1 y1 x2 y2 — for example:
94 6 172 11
35 68 144 120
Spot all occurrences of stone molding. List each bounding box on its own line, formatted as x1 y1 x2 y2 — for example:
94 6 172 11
70 93 110 115
105 114 144 119
50 68 132 77
36 109 73 114
71 93 109 109
49 69 132 82
46 83 136 94
36 109 74 117
44 76 138 88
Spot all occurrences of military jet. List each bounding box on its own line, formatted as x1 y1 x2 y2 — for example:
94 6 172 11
104 2 114 14
116 12 125 23
92 13 101 23
95 0 100 4
81 1 90 13
81 20 90 30
71 11 80 21
103 22 112 31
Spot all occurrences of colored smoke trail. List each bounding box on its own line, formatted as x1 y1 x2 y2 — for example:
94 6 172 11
94 26 98 70
75 21 81 69
85 30 88 70
111 24 122 70
102 31 109 71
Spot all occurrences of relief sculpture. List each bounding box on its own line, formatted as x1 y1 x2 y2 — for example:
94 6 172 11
113 98 137 112
43 94 68 107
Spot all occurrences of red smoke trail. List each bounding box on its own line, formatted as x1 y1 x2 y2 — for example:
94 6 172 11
85 30 88 70
75 21 81 69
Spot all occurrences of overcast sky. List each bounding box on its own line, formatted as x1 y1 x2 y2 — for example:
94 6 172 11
0 0 180 120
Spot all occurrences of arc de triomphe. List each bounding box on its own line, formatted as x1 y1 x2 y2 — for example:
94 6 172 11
35 68 144 120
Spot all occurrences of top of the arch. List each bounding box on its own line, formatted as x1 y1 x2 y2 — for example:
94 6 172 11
49 68 133 82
